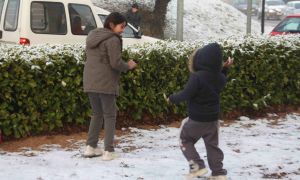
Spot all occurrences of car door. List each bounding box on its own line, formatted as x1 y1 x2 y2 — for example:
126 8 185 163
293 2 300 14
29 1 69 44
0 0 21 44
0 0 5 39
66 3 97 43
28 1 99 45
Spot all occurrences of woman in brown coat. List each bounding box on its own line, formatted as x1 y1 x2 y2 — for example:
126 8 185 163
83 12 137 160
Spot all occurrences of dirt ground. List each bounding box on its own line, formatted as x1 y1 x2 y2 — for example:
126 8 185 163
0 118 272 152
0 121 182 152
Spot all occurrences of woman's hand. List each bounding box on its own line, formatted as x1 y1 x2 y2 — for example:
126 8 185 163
223 57 234 68
128 59 137 70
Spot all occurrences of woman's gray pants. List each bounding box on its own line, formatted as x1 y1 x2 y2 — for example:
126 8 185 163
86 92 117 152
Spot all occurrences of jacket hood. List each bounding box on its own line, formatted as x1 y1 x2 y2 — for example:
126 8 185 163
193 43 223 72
86 28 121 49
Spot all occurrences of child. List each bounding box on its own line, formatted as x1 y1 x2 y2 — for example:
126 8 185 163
167 43 233 179
83 12 137 160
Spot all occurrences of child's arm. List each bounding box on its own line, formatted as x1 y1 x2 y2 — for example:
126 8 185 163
221 67 228 76
168 73 199 104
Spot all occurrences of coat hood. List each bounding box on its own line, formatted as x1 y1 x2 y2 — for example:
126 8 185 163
86 28 121 49
192 43 223 73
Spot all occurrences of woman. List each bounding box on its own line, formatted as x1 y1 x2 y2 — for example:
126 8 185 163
83 12 137 161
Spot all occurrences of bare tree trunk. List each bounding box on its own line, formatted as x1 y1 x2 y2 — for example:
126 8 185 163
140 0 171 39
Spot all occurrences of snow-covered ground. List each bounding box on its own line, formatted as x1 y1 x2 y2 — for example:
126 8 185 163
1 114 300 180
92 0 270 41
92 0 155 12
165 0 265 41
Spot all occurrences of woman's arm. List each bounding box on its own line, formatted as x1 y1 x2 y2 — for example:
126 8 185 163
106 37 130 72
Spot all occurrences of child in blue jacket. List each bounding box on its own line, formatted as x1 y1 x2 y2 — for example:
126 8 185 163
167 43 233 180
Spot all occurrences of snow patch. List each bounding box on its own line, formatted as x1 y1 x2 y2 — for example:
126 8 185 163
1 114 300 179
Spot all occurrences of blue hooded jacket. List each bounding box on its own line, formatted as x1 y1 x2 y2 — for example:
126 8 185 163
169 43 228 122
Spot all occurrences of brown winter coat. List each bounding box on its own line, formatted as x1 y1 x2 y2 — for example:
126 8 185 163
83 28 129 95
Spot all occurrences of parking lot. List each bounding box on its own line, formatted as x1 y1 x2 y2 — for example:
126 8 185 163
252 15 282 33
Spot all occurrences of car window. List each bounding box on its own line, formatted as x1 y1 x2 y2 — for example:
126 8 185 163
267 1 285 6
0 0 5 23
31 2 67 35
295 3 300 9
98 14 106 24
4 0 20 31
123 25 136 38
97 14 136 38
284 22 300 30
274 18 300 32
233 0 258 5
68 4 97 35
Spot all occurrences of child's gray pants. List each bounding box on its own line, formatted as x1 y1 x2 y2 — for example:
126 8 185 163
180 118 227 176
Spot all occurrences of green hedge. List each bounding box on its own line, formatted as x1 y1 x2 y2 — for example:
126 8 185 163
0 35 299 138
221 36 300 111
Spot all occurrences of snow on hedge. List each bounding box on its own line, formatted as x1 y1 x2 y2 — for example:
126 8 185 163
1 34 299 66
127 34 300 56
0 44 85 65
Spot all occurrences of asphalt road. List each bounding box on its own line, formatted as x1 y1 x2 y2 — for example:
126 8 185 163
252 16 282 34
265 19 282 28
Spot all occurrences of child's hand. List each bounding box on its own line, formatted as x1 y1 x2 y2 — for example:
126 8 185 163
128 59 137 70
163 93 170 104
223 57 234 68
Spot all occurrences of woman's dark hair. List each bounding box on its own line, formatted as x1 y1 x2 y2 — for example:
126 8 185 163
132 3 139 9
104 12 127 30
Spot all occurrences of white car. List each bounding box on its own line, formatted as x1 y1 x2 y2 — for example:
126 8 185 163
283 1 300 16
0 0 158 47
93 6 159 48
0 0 101 45
258 0 286 20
